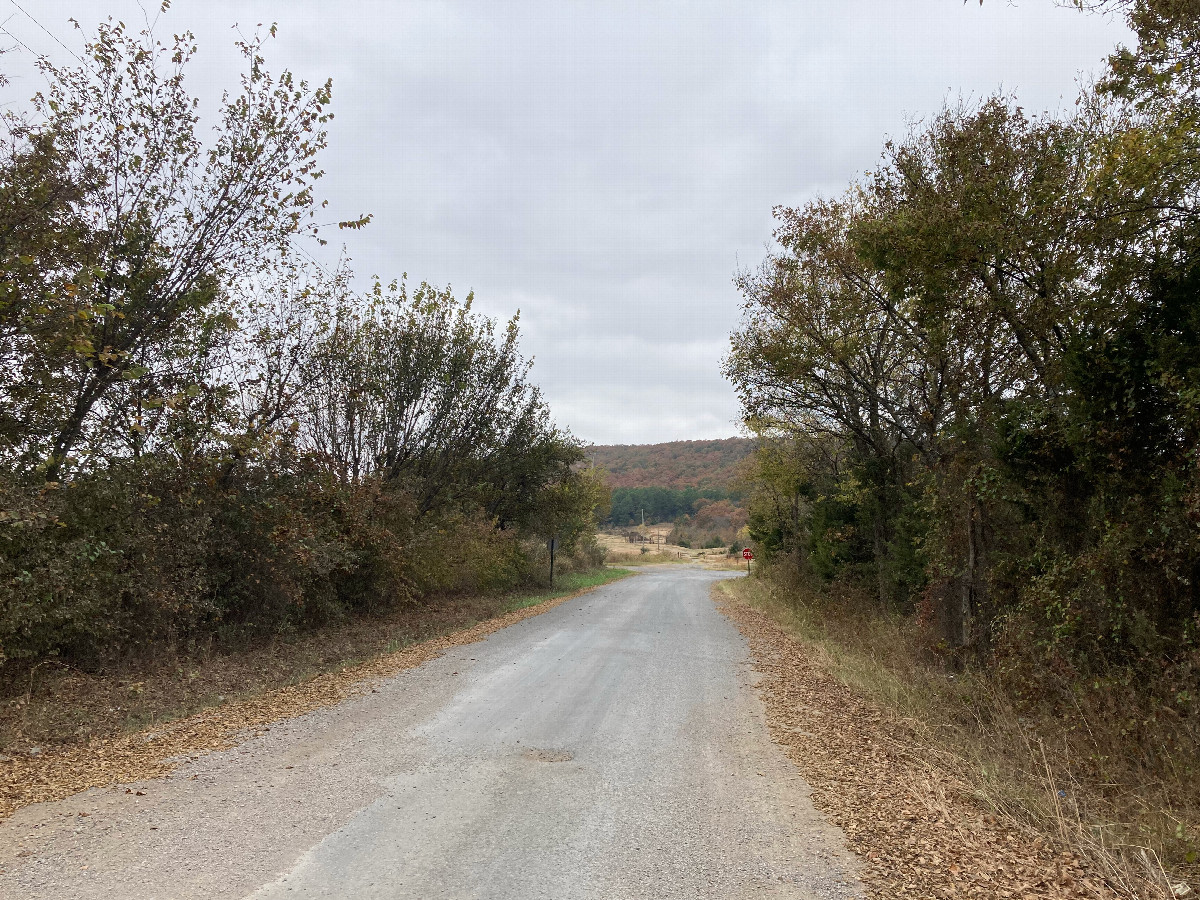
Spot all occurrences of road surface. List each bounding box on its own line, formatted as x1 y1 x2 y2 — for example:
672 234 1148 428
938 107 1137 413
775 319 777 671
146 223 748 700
0 565 862 899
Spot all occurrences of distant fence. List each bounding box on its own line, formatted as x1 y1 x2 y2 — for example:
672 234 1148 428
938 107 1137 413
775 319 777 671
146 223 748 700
625 532 667 545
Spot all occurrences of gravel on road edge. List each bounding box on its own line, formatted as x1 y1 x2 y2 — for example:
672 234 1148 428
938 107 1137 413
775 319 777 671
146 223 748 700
714 581 1119 900
0 575 635 820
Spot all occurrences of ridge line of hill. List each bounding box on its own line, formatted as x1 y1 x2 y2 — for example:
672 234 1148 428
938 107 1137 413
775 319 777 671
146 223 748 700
587 437 753 491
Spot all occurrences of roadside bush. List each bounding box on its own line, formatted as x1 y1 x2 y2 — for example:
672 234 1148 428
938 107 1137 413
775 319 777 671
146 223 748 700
0 458 388 665
0 16 609 678
569 532 608 571
0 453 608 668
405 509 525 598
1 465 213 665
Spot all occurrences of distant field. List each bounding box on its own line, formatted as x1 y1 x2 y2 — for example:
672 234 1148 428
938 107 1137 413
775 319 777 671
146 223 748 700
597 528 743 569
589 437 753 490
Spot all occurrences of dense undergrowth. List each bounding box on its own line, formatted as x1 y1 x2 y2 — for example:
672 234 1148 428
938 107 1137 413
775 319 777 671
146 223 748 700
0 17 607 688
0 460 605 670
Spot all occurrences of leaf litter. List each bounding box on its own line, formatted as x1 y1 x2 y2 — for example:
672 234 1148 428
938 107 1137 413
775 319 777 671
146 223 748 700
0 582 611 820
717 587 1120 900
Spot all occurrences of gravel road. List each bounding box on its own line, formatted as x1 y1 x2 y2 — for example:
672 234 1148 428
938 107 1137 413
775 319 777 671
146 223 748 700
0 565 862 899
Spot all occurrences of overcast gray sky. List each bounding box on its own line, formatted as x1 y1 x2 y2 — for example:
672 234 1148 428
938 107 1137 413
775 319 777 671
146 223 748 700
2 1 1131 445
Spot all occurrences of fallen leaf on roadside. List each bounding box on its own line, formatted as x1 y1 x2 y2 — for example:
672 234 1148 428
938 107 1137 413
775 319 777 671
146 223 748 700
1 581 610 819
716 589 1118 900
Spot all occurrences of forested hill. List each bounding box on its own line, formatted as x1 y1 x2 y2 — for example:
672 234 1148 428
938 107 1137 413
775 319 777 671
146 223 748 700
589 438 753 490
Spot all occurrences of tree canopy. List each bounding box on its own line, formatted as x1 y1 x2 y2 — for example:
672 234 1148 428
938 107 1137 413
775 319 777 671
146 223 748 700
728 2 1200 662
0 13 605 667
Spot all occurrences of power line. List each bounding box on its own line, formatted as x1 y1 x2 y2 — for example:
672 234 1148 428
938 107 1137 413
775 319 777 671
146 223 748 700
4 0 85 64
0 22 39 61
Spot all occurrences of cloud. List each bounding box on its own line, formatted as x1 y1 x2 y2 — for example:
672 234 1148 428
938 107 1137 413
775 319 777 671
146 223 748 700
3 0 1131 444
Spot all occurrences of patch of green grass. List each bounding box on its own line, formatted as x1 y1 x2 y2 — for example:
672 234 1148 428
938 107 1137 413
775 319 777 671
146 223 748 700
501 567 635 613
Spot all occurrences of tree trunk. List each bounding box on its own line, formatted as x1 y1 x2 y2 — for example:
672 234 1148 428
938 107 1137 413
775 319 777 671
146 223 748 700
873 509 889 608
961 493 976 650
959 489 989 651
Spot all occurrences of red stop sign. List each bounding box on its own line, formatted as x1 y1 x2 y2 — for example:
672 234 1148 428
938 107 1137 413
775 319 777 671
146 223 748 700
742 548 754 560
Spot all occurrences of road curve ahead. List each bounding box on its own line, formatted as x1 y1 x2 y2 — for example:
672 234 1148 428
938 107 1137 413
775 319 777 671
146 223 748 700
1 566 862 900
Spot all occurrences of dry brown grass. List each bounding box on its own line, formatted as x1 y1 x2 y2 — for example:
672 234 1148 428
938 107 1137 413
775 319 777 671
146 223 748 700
604 549 689 565
2 595 501 754
598 528 747 569
717 580 1111 899
703 554 753 571
718 575 1198 900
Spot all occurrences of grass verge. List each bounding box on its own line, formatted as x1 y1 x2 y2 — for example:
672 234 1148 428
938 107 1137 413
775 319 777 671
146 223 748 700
717 574 1195 900
501 569 629 611
0 567 634 818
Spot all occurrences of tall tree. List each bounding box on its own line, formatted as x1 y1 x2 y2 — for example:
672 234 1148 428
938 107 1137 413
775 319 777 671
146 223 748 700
0 17 335 477
727 193 945 604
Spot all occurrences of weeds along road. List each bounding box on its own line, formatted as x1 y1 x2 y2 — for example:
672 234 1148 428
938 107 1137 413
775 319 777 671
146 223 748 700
0 566 862 900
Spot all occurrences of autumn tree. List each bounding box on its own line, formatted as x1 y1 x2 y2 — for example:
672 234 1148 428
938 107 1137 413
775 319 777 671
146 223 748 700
726 192 947 606
731 8 1200 661
0 18 335 478
0 12 605 669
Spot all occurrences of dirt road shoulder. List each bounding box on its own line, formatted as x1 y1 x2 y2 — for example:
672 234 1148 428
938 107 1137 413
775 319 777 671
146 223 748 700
715 579 1115 900
0 570 634 820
